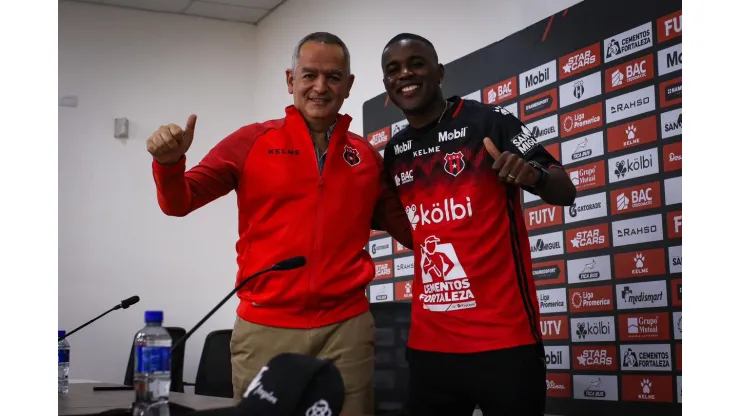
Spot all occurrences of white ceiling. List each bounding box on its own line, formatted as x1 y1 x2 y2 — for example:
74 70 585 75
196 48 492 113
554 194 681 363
62 0 287 24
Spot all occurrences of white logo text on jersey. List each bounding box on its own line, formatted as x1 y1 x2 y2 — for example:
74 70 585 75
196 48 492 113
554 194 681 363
418 235 477 312
405 197 473 230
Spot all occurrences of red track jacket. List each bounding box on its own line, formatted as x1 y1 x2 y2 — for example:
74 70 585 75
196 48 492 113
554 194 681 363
152 105 412 328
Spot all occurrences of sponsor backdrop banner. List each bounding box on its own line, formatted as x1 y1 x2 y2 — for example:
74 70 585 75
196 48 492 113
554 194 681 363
363 0 681 414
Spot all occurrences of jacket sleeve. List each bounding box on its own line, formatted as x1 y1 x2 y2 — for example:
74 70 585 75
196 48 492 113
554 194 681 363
152 126 254 217
369 148 414 249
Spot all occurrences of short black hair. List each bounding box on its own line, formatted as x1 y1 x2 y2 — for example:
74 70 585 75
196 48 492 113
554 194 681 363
383 33 438 62
292 32 351 72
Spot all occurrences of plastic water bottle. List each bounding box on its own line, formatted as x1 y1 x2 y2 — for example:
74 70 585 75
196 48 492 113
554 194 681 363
132 311 171 416
58 330 70 394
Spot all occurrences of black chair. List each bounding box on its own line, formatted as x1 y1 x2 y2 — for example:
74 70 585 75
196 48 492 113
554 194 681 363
184 329 234 398
123 326 187 393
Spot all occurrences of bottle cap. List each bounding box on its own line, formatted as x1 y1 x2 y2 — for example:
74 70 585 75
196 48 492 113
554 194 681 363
145 311 164 323
58 330 66 338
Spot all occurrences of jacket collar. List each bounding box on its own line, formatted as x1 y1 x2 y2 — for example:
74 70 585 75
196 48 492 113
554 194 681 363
284 105 352 140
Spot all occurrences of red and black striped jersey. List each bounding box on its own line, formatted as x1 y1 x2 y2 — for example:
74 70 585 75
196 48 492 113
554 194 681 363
383 96 562 353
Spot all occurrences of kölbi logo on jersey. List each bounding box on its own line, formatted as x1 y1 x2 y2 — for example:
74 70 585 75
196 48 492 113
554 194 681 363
438 127 468 142
405 197 473 230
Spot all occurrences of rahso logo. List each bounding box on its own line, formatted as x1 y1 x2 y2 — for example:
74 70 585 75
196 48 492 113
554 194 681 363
405 197 473 230
439 127 468 143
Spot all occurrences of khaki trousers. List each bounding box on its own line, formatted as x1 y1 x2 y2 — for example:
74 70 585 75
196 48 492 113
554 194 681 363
230 310 375 416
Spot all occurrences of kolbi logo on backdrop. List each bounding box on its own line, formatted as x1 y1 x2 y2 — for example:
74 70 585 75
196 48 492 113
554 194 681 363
405 196 473 230
537 288 567 314
561 102 603 138
559 71 602 108
566 192 607 224
658 43 682 75
621 344 672 371
604 22 653 63
559 43 601 79
661 108 682 139
608 147 659 183
561 131 605 166
519 60 557 94
525 114 559 145
529 231 564 259
571 316 615 343
606 85 656 124
616 280 668 310
574 375 619 401
567 255 612 284
605 54 655 93
483 76 517 104
612 214 664 247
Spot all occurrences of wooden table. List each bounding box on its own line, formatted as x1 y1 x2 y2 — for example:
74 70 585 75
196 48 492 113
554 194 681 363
58 382 236 415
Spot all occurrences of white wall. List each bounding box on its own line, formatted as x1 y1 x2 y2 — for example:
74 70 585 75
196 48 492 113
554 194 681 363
58 1 256 384
252 0 584 132
58 0 583 387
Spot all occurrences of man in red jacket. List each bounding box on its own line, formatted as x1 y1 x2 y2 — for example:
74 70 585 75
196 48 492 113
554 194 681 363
146 32 411 416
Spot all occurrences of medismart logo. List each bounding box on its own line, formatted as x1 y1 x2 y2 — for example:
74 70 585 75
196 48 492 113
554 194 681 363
616 280 668 310
604 22 653 63
519 60 557 95
606 85 656 124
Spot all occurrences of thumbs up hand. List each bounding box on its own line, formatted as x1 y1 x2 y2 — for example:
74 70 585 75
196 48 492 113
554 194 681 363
147 114 198 165
483 137 540 187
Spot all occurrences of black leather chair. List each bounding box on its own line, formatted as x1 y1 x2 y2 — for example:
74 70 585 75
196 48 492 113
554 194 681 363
184 329 234 398
123 326 187 393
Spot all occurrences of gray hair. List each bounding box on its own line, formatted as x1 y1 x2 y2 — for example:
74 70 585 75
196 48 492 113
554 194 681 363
291 32 351 73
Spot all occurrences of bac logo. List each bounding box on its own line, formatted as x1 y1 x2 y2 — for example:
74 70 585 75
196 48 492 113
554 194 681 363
610 181 663 216
658 10 682 43
483 76 517 104
605 54 655 93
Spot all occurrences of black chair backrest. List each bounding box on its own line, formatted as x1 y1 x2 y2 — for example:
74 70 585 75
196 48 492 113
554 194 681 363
123 326 187 393
194 329 233 398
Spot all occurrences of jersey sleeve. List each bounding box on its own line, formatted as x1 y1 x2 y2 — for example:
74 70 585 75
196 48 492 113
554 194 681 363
485 106 563 170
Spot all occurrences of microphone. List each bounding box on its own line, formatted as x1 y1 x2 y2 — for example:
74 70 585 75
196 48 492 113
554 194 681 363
170 256 306 354
59 295 141 341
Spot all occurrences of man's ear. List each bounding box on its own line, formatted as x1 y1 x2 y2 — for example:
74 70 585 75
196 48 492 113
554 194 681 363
438 63 445 85
286 68 294 95
345 74 355 99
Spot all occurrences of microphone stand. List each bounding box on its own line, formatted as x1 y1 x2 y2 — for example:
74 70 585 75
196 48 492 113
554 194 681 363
170 266 277 354
59 304 124 341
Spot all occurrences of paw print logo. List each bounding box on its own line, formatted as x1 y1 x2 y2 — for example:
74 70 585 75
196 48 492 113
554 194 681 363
626 125 637 140
406 205 419 230
576 322 587 339
641 379 652 394
634 253 645 268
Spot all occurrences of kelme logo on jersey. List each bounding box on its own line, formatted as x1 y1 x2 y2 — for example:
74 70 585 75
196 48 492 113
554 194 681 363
394 140 412 155
438 127 468 143
405 197 473 230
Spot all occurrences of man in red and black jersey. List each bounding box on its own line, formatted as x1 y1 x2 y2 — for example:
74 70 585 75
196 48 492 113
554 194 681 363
379 34 576 415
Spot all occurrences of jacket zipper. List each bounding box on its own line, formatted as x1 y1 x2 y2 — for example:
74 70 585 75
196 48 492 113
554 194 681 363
308 136 331 312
